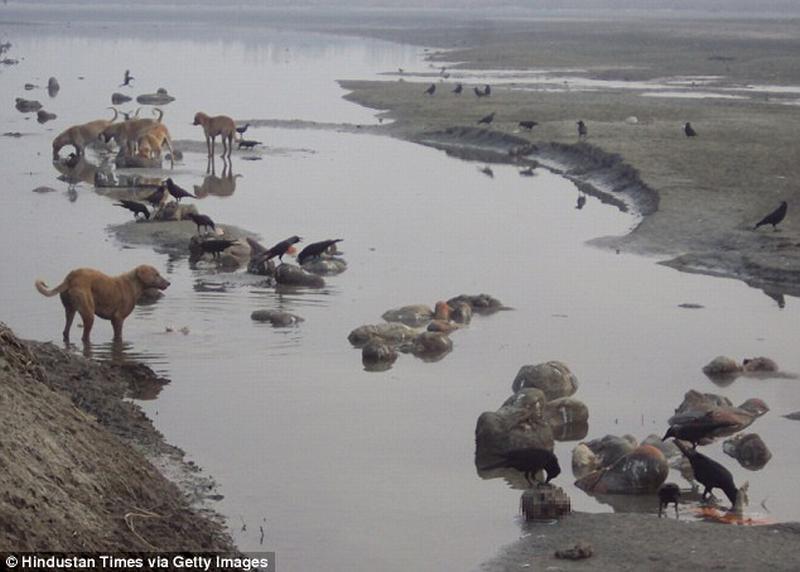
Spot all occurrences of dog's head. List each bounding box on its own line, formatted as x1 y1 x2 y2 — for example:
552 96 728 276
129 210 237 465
192 112 208 126
135 265 170 291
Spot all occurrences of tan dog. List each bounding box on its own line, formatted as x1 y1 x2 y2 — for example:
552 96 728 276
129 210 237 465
35 265 170 343
52 108 118 159
100 108 164 157
136 122 174 164
193 111 237 158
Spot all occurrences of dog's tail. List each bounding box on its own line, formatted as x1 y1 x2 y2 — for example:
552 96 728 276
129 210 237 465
152 108 164 123
35 279 68 297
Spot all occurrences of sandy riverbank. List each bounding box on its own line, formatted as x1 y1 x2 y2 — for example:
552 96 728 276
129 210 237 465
337 16 800 297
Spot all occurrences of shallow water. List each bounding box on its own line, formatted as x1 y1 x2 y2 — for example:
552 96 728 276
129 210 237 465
1 16 800 572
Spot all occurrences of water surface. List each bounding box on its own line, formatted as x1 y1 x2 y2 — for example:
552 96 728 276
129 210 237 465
1 17 799 572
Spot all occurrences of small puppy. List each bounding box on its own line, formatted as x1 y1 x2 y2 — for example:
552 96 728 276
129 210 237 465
35 265 170 343
193 111 237 158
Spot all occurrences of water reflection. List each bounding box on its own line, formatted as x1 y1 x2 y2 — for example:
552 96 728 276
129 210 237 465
194 158 241 198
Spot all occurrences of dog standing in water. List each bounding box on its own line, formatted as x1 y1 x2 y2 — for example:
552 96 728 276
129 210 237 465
35 265 170 343
192 111 238 158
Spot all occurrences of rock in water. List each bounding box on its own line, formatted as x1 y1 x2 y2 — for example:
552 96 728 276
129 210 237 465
574 445 668 494
512 361 578 400
723 433 772 470
348 323 417 348
381 304 434 327
274 264 325 288
250 310 304 327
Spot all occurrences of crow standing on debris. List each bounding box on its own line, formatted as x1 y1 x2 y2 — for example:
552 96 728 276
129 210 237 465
662 411 738 448
260 235 302 263
114 199 149 220
198 239 238 259
674 440 738 508
187 213 215 234
481 447 561 487
164 178 196 202
754 201 788 231
297 239 343 265
143 185 166 209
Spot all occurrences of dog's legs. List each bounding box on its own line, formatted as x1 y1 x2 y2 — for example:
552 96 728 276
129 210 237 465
62 305 76 341
205 134 212 158
75 294 95 343
111 317 124 341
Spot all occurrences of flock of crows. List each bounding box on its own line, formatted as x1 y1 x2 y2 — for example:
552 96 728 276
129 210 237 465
481 405 751 518
114 177 341 265
423 81 789 230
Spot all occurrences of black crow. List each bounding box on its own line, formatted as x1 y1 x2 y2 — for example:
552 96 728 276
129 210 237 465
754 201 787 230
518 120 538 130
684 122 697 137
479 166 494 178
452 83 463 94
187 212 215 234
297 239 343 265
198 238 238 259
484 84 491 96
114 199 149 220
662 411 738 448
143 185 166 208
425 83 436 95
674 440 738 508
481 447 561 487
237 139 261 150
478 112 495 125
519 166 535 177
236 123 250 136
164 178 196 202
261 235 302 263
658 483 680 517
120 69 134 87
576 195 587 210
577 120 588 138
474 86 486 98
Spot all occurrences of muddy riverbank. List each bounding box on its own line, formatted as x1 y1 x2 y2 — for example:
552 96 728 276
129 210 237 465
0 323 235 552
337 16 800 297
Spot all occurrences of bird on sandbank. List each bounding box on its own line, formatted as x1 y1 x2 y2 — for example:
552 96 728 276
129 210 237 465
235 123 250 137
425 83 436 95
258 235 302 264
518 120 538 130
452 83 463 94
478 112 495 126
197 238 238 259
754 201 787 231
577 120 588 138
684 122 697 137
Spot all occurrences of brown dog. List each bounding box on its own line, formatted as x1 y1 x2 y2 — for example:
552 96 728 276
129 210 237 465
35 265 170 342
193 111 237 158
52 108 118 159
136 122 174 164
